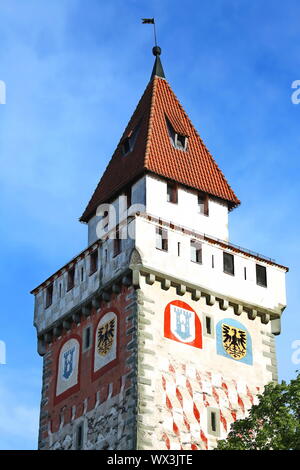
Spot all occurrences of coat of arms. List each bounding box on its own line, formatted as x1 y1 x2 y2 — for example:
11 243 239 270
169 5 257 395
62 346 75 379
222 323 247 360
97 318 115 356
170 305 195 343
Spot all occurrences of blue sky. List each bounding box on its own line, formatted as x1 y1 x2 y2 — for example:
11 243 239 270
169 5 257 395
0 0 299 450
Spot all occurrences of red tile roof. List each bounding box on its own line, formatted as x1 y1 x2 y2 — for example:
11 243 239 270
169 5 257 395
80 76 240 222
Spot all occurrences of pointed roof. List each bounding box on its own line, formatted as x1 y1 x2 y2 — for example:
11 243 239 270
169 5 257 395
80 49 240 222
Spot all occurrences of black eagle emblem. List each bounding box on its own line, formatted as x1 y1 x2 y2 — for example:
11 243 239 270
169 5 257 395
97 318 115 356
222 324 247 360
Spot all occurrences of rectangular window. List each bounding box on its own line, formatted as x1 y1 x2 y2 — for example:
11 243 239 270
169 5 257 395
75 423 84 450
113 228 122 257
211 412 217 432
223 252 234 275
67 267 75 291
206 316 212 335
156 227 168 251
198 192 209 216
59 283 62 298
84 326 91 350
208 407 220 436
177 242 181 257
212 254 214 268
190 240 202 264
244 267 247 280
167 182 178 203
89 250 98 275
45 284 53 308
81 267 84 282
256 264 267 287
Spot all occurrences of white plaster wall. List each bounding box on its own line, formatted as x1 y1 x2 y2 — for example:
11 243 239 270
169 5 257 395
145 174 229 241
135 217 287 313
87 177 146 246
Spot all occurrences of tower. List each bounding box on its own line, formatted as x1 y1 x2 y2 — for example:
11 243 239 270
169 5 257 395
32 47 288 451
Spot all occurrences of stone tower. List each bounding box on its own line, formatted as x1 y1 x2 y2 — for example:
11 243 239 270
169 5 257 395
32 47 288 450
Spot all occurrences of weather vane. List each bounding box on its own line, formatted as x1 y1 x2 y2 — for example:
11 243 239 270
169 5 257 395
142 18 158 47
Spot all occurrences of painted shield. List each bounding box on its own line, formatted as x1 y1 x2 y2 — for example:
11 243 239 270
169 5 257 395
222 323 247 360
62 346 75 379
94 311 118 373
164 300 202 349
97 318 115 356
56 337 80 398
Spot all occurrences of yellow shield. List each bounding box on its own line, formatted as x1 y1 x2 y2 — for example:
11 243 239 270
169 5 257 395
97 318 115 356
222 323 247 360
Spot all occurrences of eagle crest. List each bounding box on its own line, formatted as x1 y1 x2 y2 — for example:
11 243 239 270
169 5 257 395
222 323 247 360
97 318 115 356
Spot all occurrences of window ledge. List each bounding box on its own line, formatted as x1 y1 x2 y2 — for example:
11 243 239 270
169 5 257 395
223 271 235 277
257 283 267 288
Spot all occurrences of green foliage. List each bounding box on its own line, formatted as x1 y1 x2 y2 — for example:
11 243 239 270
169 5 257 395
216 373 300 450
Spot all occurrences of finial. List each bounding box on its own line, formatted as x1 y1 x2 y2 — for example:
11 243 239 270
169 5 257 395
152 46 161 56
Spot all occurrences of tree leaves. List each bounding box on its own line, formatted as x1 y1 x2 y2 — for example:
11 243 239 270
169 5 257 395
216 373 300 450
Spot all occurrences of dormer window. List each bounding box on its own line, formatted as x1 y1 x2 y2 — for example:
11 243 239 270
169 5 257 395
121 120 141 156
166 117 188 151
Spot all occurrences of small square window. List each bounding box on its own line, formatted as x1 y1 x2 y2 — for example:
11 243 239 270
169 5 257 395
89 250 98 275
223 252 234 275
45 284 53 308
198 192 209 216
167 182 178 203
190 240 202 264
256 264 267 287
67 267 75 291
156 227 168 251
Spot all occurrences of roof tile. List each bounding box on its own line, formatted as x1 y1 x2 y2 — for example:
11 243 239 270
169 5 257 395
80 75 240 222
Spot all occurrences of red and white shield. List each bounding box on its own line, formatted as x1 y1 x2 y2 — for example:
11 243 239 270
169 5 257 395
164 300 202 349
